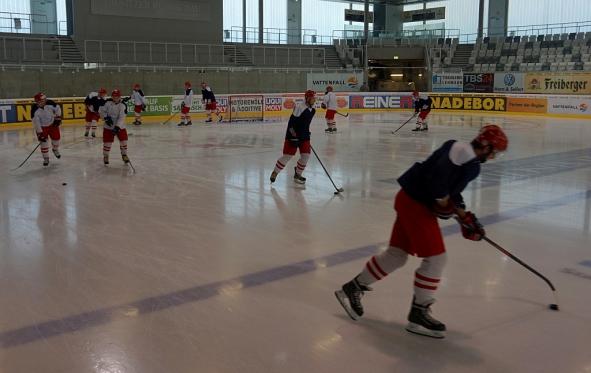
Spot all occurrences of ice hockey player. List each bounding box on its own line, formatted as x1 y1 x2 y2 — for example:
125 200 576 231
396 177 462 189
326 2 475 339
32 92 62 166
178 81 193 126
411 90 432 132
131 83 147 125
270 90 316 184
201 82 223 122
84 88 107 137
335 125 509 339
99 89 130 165
321 85 337 133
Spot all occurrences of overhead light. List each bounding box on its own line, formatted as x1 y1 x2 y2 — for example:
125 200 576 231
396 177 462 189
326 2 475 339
418 73 423 77
393 56 399 59
390 73 403 77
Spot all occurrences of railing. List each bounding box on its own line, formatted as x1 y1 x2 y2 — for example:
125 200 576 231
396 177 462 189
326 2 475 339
0 34 62 63
0 63 360 73
223 26 332 45
83 39 329 68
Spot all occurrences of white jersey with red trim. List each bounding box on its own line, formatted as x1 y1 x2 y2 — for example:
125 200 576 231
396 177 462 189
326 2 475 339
131 90 146 106
183 88 194 108
323 91 337 110
32 101 61 133
99 101 127 129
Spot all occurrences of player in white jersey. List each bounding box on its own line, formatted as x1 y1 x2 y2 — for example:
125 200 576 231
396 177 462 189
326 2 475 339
321 85 338 133
131 83 147 125
178 81 193 126
99 89 130 165
31 92 62 166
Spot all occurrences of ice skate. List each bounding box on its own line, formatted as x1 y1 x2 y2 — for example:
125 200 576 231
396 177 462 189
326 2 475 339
103 155 109 165
405 299 446 339
270 171 278 183
177 122 186 126
52 149 61 159
186 121 192 126
293 167 306 184
122 154 130 164
91 132 96 138
84 131 89 137
335 277 372 320
43 158 49 166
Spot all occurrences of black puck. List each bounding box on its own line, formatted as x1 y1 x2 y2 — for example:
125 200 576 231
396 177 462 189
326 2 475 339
62 182 67 186
549 304 559 311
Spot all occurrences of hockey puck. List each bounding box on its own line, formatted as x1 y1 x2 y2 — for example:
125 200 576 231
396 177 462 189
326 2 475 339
549 304 559 311
62 182 67 186
334 191 340 195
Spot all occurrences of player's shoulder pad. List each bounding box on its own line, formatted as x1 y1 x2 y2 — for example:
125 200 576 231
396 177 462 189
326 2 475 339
31 104 40 117
138 89 144 96
46 99 58 107
449 140 477 166
292 102 307 117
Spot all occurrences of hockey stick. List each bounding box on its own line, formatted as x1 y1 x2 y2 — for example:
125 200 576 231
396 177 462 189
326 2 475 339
391 112 417 134
11 142 41 171
310 145 344 195
483 236 559 311
336 111 349 118
127 160 136 174
162 111 179 125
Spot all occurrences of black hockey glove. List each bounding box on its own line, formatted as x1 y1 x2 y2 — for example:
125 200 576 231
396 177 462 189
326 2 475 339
104 116 114 126
141 104 146 112
37 132 47 142
122 96 131 103
52 116 62 127
181 102 186 109
112 126 121 135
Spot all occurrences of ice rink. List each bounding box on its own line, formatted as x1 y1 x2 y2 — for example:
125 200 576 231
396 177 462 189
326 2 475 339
1 111 590 373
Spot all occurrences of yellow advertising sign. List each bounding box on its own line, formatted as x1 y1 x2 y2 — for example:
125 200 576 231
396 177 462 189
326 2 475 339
525 73 591 94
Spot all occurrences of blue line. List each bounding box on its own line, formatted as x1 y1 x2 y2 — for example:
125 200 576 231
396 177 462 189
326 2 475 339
579 260 591 268
1 189 590 349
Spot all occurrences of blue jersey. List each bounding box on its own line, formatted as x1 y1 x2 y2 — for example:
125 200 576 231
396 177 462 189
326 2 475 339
398 140 480 207
285 103 316 141
414 96 433 113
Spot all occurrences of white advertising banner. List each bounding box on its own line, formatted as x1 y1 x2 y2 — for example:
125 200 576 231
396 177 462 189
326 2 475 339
547 96 591 115
307 73 363 92
431 72 463 92
494 72 525 93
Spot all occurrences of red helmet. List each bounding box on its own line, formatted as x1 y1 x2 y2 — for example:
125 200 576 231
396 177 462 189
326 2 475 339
133 83 140 89
476 124 508 152
304 90 316 99
98 88 107 95
111 89 121 98
34 92 46 102
184 81 191 87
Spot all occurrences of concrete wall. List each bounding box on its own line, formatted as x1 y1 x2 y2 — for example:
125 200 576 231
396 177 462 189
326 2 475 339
71 0 223 44
0 70 308 99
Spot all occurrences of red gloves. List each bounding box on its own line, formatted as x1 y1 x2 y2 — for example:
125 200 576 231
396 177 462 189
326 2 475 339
457 212 485 241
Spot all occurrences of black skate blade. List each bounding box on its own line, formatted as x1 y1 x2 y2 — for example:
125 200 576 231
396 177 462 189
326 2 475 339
334 290 360 321
405 322 445 339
